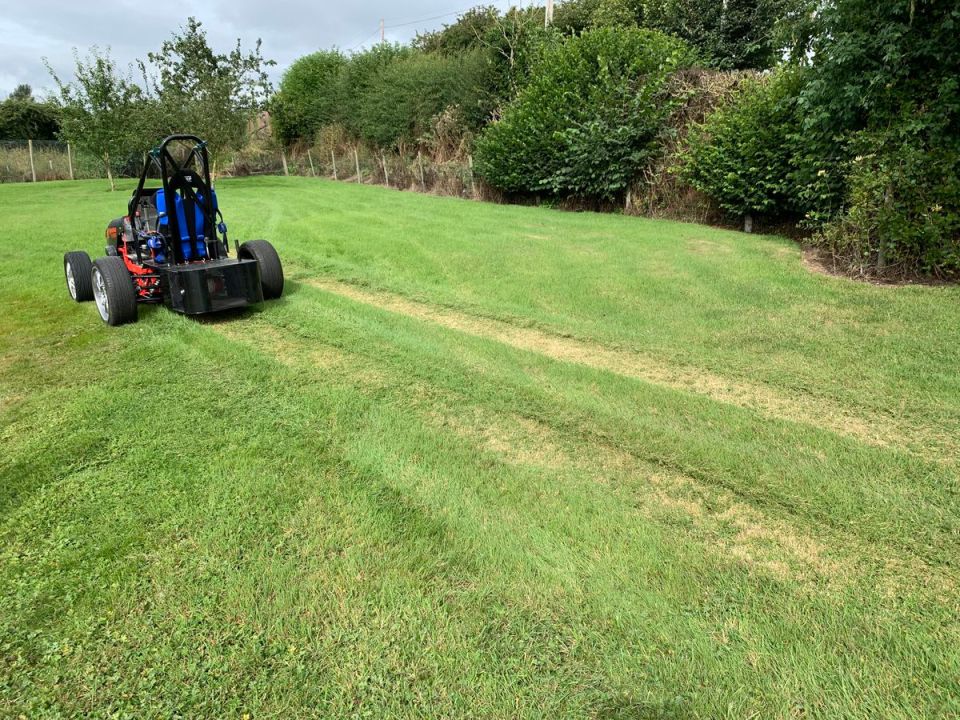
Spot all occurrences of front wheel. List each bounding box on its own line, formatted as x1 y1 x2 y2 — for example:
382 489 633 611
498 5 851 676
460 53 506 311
238 240 284 300
92 257 138 326
64 251 94 301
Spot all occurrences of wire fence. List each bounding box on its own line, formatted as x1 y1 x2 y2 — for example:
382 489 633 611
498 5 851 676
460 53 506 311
268 145 482 199
0 139 487 201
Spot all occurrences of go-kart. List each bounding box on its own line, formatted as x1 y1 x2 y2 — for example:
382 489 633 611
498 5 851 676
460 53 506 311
63 134 283 325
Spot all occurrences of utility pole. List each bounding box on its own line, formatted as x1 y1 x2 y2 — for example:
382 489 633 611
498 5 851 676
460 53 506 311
545 0 554 27
380 18 385 43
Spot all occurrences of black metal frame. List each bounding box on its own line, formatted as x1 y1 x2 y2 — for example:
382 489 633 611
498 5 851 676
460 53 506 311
128 134 227 265
113 134 264 315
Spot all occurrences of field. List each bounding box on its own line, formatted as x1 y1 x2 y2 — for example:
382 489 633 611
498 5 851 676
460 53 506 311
2 177 959 718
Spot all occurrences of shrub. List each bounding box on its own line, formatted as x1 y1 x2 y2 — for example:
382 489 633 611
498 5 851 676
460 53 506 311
0 98 60 140
354 48 490 148
335 44 409 142
474 27 694 201
473 7 554 110
271 51 346 144
644 0 796 70
813 128 960 278
682 69 802 221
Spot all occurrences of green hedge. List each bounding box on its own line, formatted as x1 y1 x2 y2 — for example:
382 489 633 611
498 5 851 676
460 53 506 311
815 128 960 276
271 44 499 149
0 98 60 141
682 69 803 220
474 27 694 200
351 48 491 148
271 51 347 145
270 1 960 279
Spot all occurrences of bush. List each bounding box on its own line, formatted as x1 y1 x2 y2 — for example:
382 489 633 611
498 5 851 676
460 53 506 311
798 0 960 276
0 99 60 140
474 27 694 201
271 51 346 144
334 44 409 142
682 69 802 220
813 128 960 278
353 48 490 148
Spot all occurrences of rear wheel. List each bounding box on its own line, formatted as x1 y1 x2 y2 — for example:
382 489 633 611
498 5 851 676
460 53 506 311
238 240 284 300
64 251 94 302
91 257 138 326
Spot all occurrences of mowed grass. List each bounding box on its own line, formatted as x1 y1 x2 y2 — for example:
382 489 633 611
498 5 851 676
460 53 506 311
1 176 959 718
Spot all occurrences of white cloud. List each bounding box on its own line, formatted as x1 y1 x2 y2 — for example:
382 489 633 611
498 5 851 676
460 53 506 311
0 0 517 98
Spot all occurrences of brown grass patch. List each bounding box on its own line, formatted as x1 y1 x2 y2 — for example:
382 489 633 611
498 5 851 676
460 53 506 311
687 238 732 255
201 311 956 593
422 402 849 585
304 278 936 454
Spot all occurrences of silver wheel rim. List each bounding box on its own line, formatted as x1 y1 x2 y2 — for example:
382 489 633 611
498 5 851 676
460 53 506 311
92 268 110 322
65 261 77 299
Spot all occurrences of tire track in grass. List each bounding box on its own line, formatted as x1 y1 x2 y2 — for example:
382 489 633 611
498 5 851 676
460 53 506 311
302 277 956 462
205 317 958 599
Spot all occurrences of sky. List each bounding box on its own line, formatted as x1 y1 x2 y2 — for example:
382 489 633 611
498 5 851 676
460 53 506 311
0 0 521 99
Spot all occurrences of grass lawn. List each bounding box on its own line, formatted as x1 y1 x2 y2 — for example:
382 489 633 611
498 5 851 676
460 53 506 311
1 176 958 718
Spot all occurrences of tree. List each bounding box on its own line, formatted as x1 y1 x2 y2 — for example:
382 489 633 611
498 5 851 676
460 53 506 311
643 0 794 70
477 6 550 99
9 84 33 101
414 6 501 53
799 0 960 275
416 5 550 108
146 18 274 170
48 48 148 189
0 85 60 140
554 0 802 69
798 0 960 201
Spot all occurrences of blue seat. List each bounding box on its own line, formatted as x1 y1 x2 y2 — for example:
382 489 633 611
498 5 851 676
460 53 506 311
155 188 218 261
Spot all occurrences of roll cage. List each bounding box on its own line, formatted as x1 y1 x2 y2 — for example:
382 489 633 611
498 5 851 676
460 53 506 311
128 134 229 265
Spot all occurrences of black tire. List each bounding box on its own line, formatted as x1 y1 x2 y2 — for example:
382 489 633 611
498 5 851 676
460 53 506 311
238 240 284 300
64 251 94 302
91 257 138 326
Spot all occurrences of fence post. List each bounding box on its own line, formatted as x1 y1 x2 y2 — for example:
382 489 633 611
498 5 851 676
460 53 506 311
281 148 289 176
381 151 389 187
354 147 361 184
307 149 316 177
67 141 74 180
468 154 476 198
331 150 338 180
417 151 425 191
28 139 36 182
